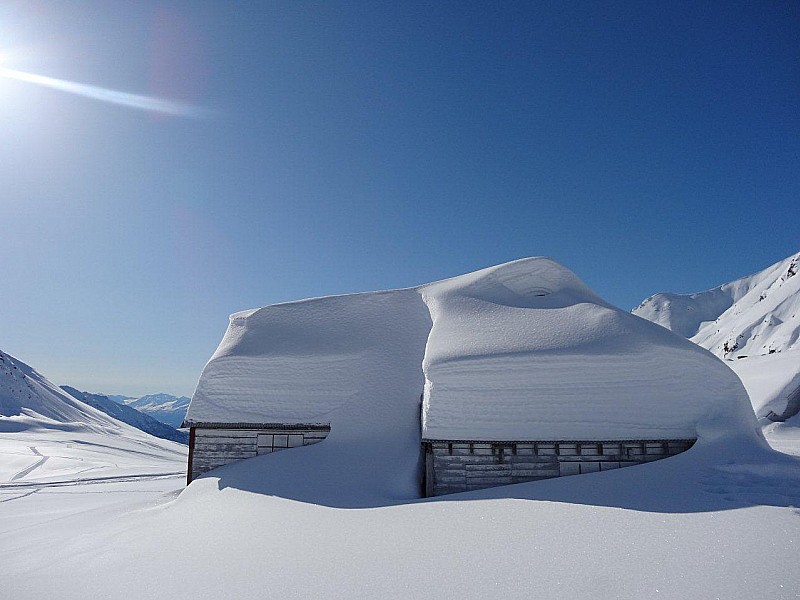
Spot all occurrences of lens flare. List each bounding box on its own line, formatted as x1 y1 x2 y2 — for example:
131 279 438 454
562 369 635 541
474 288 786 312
0 66 206 118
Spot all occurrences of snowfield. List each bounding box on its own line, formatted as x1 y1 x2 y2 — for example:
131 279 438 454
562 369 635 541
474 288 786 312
0 350 186 484
3 432 800 600
0 348 187 581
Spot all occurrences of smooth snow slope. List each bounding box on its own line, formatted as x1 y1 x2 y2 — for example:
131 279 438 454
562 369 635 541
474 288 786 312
0 349 185 484
5 427 799 600
186 258 758 503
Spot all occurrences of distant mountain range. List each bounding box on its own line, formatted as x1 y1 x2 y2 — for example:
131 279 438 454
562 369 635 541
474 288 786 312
634 251 800 422
106 393 191 429
60 387 188 444
0 345 189 447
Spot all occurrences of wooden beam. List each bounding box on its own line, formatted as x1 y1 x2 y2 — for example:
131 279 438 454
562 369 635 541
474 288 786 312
186 427 196 485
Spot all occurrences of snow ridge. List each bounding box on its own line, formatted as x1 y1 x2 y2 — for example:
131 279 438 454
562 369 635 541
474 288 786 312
633 251 800 423
633 251 800 358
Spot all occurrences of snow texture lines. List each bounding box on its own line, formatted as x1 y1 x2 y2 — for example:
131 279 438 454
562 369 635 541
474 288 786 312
10 446 48 481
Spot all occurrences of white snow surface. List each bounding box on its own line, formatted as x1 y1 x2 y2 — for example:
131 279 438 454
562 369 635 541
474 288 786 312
0 349 186 484
634 251 800 359
4 430 800 600
188 257 757 442
634 251 800 427
727 349 800 418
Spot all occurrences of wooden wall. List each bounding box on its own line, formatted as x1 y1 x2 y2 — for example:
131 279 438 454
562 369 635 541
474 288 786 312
188 425 330 483
423 439 695 496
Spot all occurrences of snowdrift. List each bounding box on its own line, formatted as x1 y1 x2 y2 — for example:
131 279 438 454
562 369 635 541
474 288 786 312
189 257 756 440
420 258 755 440
185 258 759 503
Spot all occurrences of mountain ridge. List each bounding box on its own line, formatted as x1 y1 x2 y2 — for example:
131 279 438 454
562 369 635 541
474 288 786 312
107 393 190 429
633 251 800 423
60 386 188 444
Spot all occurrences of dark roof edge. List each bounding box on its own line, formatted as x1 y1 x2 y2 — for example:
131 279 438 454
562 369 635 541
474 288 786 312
183 421 331 430
421 438 696 444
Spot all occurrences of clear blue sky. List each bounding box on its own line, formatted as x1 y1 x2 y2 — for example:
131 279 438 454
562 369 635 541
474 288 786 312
1 1 798 396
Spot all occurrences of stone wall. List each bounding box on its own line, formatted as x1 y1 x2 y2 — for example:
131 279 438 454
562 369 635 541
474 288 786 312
423 439 694 496
188 424 330 483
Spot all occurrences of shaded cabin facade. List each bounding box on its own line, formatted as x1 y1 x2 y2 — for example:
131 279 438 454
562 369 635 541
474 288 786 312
421 439 695 497
186 423 330 483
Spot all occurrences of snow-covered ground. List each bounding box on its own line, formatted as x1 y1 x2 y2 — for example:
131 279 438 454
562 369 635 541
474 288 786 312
0 348 187 597
0 349 186 486
3 429 799 600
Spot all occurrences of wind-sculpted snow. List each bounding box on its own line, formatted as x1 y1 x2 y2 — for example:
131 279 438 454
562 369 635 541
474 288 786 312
187 257 758 503
189 290 433 503
420 258 756 440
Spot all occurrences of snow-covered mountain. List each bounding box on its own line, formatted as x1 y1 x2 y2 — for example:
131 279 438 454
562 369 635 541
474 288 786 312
109 393 190 429
0 348 185 484
60 386 188 444
633 251 800 424
106 394 135 404
0 349 136 434
634 252 799 357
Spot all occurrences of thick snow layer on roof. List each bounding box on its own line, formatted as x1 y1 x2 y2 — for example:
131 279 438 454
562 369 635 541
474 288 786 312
186 258 757 443
420 258 755 440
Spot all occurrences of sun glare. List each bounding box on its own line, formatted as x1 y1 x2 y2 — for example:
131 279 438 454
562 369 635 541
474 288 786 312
0 65 206 118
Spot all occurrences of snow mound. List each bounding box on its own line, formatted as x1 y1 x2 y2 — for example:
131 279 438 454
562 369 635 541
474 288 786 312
420 258 755 440
188 258 757 460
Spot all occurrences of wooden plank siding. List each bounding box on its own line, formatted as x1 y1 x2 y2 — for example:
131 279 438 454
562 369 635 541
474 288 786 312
423 439 695 497
187 424 330 483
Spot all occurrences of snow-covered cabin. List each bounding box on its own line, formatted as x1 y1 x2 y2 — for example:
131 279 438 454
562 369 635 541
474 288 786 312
184 258 755 494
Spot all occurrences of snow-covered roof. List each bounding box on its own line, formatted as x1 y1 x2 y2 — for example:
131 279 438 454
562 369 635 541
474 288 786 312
185 258 757 441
